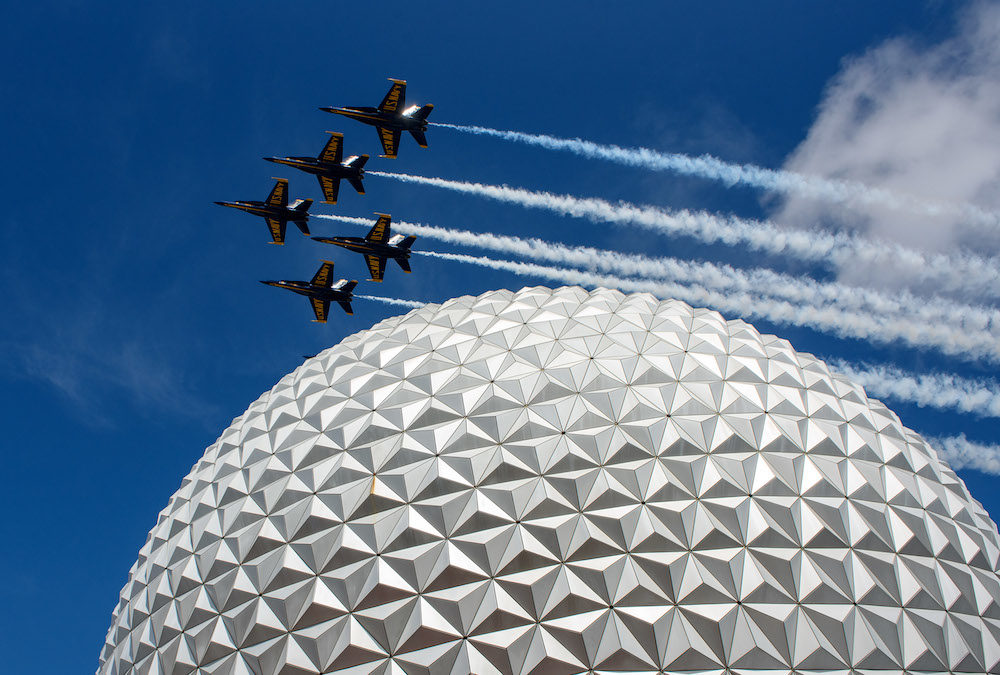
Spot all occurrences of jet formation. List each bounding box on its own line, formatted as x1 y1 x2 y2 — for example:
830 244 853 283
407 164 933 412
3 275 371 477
321 79 433 158
312 213 415 282
214 178 312 244
216 78 432 323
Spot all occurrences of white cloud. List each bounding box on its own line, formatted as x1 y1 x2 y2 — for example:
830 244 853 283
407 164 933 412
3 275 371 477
774 2 1000 292
930 432 1000 475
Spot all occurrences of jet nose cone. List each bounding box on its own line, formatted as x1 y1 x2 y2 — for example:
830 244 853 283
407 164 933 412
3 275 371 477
214 201 228 206
263 157 278 163
319 106 334 113
260 280 277 287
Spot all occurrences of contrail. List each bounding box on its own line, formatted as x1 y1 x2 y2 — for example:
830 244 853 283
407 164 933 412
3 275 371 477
829 359 1000 419
357 294 425 309
367 171 1000 300
318 214 1000 338
929 433 1000 475
415 250 1000 362
432 122 1000 227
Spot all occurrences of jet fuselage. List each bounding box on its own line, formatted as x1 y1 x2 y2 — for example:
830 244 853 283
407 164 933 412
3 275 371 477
318 236 412 260
259 280 352 302
264 156 364 182
321 106 428 134
214 200 309 223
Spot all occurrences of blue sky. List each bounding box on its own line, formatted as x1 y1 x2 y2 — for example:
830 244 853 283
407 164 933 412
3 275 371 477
2 2 997 671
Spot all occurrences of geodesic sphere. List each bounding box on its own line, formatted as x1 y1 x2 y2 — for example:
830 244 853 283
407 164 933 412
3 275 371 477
99 286 1000 675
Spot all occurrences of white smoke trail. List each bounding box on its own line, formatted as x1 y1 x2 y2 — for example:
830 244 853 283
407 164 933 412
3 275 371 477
828 359 1000 419
414 249 1000 361
929 433 1000 475
433 122 1000 227
367 171 1000 300
357 294 425 309
318 213 1000 338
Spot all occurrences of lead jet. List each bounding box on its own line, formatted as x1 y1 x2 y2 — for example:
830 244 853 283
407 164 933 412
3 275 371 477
264 132 367 204
215 178 313 244
312 213 416 282
260 261 358 322
320 78 433 158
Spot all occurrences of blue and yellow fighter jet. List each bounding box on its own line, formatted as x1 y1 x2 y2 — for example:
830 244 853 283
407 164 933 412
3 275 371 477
264 133 367 204
214 178 313 244
320 79 433 158
260 261 358 322
312 213 416 282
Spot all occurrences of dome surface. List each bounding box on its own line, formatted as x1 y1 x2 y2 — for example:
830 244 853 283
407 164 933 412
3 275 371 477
99 286 1000 675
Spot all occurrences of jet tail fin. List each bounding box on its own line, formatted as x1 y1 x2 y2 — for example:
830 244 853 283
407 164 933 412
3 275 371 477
348 176 366 195
397 235 417 249
339 280 358 295
351 155 370 169
411 104 434 121
409 129 428 148
291 198 313 213
292 220 311 236
338 301 354 316
396 257 412 273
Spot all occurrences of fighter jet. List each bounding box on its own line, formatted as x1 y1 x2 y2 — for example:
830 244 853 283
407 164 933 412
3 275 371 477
264 132 367 204
260 261 358 322
312 213 416 282
214 178 313 244
320 78 433 158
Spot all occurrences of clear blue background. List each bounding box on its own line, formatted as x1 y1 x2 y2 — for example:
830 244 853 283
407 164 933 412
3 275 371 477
0 3 991 672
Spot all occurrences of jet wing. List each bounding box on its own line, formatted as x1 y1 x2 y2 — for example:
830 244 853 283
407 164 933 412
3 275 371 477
318 175 341 204
366 214 391 243
266 178 288 207
266 217 287 244
377 127 401 158
379 79 406 113
311 261 335 288
310 297 330 323
365 255 386 282
319 132 344 164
